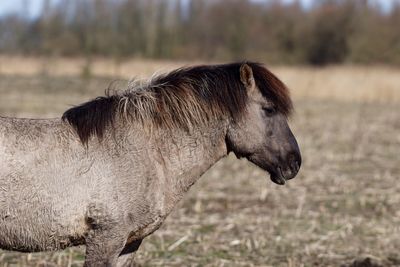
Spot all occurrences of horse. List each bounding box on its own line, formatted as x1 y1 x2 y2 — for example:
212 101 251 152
0 62 301 266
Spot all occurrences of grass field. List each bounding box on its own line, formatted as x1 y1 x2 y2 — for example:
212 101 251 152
0 57 399 267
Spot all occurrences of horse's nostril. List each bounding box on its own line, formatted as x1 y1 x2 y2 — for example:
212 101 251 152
283 152 301 179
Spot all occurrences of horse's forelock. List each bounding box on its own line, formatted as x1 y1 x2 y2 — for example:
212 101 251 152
248 62 293 116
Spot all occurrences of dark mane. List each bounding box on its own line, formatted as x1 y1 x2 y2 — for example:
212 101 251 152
62 62 292 144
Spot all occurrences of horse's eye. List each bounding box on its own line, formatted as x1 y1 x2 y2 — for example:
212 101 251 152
262 107 276 116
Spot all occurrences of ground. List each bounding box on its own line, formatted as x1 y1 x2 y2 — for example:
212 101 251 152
0 58 399 267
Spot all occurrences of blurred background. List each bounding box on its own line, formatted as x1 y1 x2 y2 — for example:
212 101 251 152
1 0 400 65
0 0 399 266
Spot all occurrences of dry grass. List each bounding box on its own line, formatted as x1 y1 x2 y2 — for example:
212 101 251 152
0 55 190 79
0 57 399 267
275 65 400 103
1 56 399 104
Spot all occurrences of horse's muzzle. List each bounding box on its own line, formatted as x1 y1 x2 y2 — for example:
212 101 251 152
270 151 301 185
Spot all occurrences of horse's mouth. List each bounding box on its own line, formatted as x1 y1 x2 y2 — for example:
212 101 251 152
246 154 287 185
269 167 286 185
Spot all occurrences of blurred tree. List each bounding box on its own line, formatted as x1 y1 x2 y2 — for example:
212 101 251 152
302 0 354 65
0 0 399 65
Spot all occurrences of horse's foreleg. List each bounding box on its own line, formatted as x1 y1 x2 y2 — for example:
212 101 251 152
84 229 128 267
116 239 143 267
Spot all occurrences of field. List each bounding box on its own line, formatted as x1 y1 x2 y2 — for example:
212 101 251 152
0 57 399 267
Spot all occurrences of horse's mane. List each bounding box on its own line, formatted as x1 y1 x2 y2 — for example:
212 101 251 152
62 62 292 144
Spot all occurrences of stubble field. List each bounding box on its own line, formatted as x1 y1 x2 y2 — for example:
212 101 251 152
0 57 399 267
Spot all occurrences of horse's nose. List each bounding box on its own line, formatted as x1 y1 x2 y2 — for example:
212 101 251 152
282 151 301 180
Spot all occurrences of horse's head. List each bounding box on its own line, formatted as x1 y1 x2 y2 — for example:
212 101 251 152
226 63 301 185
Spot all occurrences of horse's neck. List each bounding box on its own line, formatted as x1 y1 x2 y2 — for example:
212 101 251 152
146 121 228 209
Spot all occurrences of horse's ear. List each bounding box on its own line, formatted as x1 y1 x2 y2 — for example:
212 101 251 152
240 63 255 93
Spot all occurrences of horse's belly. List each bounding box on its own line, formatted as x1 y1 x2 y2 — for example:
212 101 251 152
0 191 89 252
0 206 88 252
